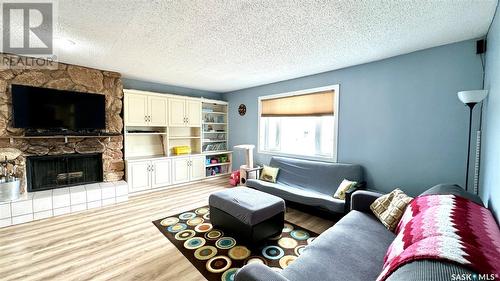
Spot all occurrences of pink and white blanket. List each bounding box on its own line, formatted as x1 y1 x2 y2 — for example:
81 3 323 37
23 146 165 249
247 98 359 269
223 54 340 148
376 194 500 281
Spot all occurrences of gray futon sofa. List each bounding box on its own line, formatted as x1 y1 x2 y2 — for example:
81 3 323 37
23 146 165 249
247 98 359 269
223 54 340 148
246 156 364 214
235 184 481 281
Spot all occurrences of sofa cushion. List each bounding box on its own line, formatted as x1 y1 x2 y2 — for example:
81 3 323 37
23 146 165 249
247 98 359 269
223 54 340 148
370 189 413 231
269 156 363 196
420 184 483 206
247 179 345 213
333 179 357 200
281 210 395 281
260 165 280 183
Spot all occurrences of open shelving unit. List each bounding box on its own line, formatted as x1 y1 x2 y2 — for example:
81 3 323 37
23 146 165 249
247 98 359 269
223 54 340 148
201 100 232 177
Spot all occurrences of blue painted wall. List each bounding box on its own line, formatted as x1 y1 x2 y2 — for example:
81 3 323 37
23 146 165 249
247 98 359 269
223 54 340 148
481 4 500 222
122 78 222 100
224 40 483 196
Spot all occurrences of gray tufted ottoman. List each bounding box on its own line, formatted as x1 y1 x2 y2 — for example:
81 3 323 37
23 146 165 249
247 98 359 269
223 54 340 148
209 187 285 245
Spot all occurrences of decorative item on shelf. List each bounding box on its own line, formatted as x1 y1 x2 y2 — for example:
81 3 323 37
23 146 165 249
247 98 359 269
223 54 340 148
457 90 488 193
173 146 192 155
238 104 246 116
211 159 218 164
220 155 228 163
0 156 21 201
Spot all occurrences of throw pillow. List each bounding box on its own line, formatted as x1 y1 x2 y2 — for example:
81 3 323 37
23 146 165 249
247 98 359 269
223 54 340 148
260 165 279 183
370 189 413 231
333 179 358 200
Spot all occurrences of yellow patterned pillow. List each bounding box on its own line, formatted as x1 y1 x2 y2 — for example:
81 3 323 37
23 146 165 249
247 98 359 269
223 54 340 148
333 179 357 200
260 165 279 183
370 189 413 231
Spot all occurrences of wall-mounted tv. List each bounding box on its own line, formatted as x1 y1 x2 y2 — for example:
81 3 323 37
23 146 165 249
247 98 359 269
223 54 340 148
12 84 106 131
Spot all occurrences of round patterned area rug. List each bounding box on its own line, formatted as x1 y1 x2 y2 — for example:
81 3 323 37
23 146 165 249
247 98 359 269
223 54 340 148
153 206 318 281
221 268 239 281
206 256 232 273
215 237 236 250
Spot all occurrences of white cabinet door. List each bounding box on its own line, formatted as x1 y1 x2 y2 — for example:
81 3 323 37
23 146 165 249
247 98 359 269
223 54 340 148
125 94 148 126
190 156 206 181
172 157 190 184
186 100 201 127
127 161 151 192
151 159 171 188
148 96 168 126
168 98 186 127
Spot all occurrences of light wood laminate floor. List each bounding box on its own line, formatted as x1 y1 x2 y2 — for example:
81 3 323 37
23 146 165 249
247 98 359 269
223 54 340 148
0 178 335 281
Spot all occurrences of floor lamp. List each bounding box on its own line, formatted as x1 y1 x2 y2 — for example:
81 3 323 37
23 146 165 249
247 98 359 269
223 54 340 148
457 90 488 192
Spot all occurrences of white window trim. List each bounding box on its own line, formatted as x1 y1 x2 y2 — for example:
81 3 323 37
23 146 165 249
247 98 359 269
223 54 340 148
257 84 340 162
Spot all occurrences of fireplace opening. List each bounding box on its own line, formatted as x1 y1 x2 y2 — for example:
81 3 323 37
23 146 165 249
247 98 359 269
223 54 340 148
26 153 103 192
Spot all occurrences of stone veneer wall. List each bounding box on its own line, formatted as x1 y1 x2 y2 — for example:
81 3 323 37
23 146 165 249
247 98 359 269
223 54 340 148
0 54 124 192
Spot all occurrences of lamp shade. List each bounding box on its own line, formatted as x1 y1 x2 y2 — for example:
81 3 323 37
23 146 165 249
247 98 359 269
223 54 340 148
457 90 488 104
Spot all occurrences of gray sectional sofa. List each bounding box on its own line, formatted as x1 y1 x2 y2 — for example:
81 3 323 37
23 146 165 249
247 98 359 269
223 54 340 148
246 156 364 214
235 184 478 281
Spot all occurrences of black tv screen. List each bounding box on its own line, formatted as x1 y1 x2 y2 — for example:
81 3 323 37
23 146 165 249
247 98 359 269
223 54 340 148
12 84 106 130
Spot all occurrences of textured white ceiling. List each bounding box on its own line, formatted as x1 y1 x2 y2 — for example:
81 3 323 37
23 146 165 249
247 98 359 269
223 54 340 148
51 0 498 92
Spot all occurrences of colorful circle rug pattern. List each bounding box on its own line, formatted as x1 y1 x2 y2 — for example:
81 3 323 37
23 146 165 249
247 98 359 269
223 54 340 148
153 206 318 281
195 223 213 233
279 255 297 269
221 268 239 281
195 207 210 215
261 246 285 260
290 230 310 240
294 245 306 256
194 246 218 261
174 229 196 241
245 256 267 265
179 212 197 220
307 237 316 244
215 237 236 250
184 237 206 250
187 217 204 226
282 223 294 233
277 237 298 249
228 246 251 260
206 256 232 273
167 223 187 233
160 217 179 226
205 230 224 240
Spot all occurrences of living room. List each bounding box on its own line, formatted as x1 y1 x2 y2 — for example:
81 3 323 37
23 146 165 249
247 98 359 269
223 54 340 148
0 1 499 281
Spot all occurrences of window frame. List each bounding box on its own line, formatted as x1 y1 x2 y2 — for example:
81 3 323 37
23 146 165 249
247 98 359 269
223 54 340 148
257 84 340 162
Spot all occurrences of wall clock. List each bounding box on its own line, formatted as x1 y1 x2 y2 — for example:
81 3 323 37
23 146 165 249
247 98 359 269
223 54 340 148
238 104 246 116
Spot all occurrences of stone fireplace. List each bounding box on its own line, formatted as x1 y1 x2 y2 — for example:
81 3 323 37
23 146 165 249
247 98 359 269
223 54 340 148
26 153 103 192
0 53 125 193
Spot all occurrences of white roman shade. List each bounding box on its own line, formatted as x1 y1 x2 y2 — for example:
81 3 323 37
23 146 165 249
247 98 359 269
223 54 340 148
261 90 335 117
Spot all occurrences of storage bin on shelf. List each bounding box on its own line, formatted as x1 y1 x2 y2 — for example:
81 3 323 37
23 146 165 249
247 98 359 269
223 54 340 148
172 146 191 155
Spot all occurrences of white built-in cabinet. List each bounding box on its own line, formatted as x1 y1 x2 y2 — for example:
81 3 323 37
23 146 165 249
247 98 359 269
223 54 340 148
172 156 205 184
125 93 168 127
169 98 201 127
123 89 232 194
127 159 172 193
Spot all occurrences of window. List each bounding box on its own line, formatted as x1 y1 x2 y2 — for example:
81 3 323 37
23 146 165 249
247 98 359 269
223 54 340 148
258 86 339 161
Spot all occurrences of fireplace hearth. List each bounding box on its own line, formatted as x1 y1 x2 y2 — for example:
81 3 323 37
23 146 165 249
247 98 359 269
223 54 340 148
26 153 103 192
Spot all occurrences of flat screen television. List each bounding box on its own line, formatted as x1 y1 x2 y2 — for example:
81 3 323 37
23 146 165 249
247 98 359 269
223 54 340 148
12 84 106 131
